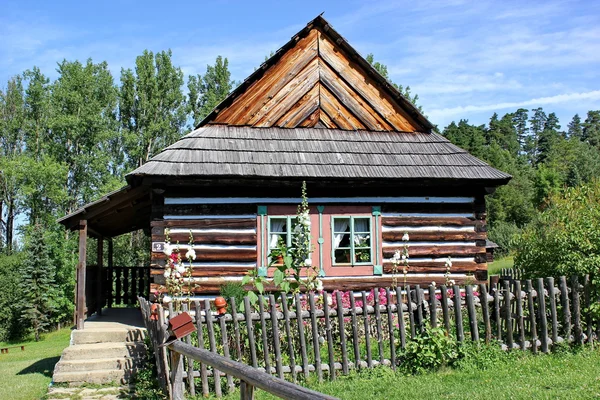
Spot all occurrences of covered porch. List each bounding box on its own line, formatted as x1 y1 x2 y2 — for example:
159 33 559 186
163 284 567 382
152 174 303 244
58 184 153 329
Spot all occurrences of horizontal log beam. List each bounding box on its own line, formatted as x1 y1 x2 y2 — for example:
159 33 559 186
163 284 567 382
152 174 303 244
383 246 486 258
381 217 476 226
382 262 485 274
152 248 257 262
164 232 257 246
157 218 256 230
151 267 251 278
382 231 485 241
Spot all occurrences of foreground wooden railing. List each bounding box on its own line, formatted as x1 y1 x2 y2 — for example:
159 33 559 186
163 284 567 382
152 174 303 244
168 340 339 400
140 275 599 398
140 297 336 400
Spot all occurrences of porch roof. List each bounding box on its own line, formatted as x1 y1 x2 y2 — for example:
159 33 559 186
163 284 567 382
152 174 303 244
57 185 151 238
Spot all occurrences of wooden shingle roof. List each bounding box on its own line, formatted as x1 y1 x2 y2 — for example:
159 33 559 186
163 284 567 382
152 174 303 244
201 15 433 133
127 125 511 183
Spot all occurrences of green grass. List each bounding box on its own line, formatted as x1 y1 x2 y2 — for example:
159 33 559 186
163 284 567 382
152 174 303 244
0 328 72 400
488 255 514 276
219 348 600 400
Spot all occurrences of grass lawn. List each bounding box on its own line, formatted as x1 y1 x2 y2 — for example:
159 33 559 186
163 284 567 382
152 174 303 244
488 255 514 276
0 328 71 400
220 348 600 400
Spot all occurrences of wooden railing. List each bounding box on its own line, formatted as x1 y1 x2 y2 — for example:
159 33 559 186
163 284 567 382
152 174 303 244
107 266 150 307
140 275 599 398
139 297 337 400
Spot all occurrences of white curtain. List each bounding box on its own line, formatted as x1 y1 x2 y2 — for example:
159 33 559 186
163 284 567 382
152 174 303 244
354 218 369 245
333 218 350 249
269 219 287 248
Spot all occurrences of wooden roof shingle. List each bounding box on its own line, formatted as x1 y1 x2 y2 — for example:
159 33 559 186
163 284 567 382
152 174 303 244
126 126 511 183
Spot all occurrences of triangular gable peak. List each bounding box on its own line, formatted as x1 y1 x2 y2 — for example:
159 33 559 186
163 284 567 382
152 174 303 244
200 16 433 133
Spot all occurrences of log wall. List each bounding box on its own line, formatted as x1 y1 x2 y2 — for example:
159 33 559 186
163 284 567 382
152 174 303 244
150 194 487 293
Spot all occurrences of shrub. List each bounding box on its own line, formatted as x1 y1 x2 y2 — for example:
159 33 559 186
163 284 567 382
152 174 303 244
488 221 520 258
398 325 459 374
515 181 600 279
219 282 246 311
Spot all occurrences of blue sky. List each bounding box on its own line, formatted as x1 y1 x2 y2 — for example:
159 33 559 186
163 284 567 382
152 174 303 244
1 0 599 129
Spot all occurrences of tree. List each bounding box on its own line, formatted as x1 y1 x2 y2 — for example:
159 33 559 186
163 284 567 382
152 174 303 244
567 114 583 140
20 224 56 341
366 53 422 112
536 112 561 165
187 56 234 126
120 50 187 170
511 108 529 152
487 112 520 156
0 76 26 253
49 59 119 212
23 67 51 159
442 120 487 159
582 110 600 148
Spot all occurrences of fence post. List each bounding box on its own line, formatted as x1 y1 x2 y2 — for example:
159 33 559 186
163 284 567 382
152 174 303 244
240 380 255 400
170 351 184 400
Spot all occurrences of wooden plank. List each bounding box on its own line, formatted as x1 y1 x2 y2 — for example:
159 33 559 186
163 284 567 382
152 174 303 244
465 285 479 342
537 278 549 353
414 285 424 334
170 351 184 400
308 293 322 382
280 294 297 382
583 274 592 343
492 282 501 342
295 293 309 380
163 218 256 229
96 238 103 316
152 248 257 262
479 284 491 345
406 285 416 339
163 203 256 217
559 276 571 342
373 289 384 363
385 288 396 370
229 298 242 360
383 262 482 274
514 281 526 351
269 295 284 379
318 32 416 131
204 299 222 397
243 297 258 368
349 292 361 370
298 107 320 127
382 246 486 258
194 301 209 397
571 275 583 346
440 285 451 334
453 284 464 342
318 108 338 129
76 220 87 330
546 278 558 348
526 280 538 354
167 232 257 245
395 286 407 349
258 295 271 374
151 267 251 278
322 291 335 380
428 284 437 328
503 280 513 350
319 60 393 131
181 303 195 397
252 59 321 127
361 291 373 368
216 29 319 124
381 216 476 227
219 309 235 393
123 268 130 305
319 84 366 130
115 268 122 308
275 83 320 128
382 231 485 242
335 291 349 374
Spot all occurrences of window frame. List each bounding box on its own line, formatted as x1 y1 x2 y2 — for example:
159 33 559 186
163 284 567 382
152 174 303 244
267 215 298 264
331 215 373 266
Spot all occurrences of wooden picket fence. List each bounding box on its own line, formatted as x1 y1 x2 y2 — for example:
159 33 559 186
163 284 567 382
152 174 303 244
139 275 599 398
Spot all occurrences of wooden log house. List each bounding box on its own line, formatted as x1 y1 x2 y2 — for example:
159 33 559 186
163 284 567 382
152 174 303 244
58 15 510 328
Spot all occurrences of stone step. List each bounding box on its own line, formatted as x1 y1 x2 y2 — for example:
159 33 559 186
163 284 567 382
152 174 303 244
71 328 146 345
54 356 144 373
52 368 137 386
61 342 146 360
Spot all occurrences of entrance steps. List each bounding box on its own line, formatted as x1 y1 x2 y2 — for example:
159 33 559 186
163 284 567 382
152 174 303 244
52 309 147 386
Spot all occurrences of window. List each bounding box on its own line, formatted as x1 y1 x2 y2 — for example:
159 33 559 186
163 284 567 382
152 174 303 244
268 216 297 263
332 216 372 265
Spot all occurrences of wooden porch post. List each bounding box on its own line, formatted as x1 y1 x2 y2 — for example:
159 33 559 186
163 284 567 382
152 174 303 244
76 220 88 330
96 236 104 316
108 238 114 308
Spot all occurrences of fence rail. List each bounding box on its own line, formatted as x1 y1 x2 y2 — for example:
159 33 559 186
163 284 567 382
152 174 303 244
140 275 599 398
107 266 150 307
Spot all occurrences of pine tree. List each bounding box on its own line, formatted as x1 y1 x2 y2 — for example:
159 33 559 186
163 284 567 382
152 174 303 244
20 224 55 341
582 110 600 148
567 114 583 140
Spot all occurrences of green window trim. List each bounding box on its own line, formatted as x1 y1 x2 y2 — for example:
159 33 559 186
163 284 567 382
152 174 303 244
331 216 373 266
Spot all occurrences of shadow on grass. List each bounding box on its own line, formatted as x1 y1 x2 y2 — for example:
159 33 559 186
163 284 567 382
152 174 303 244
17 356 60 378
